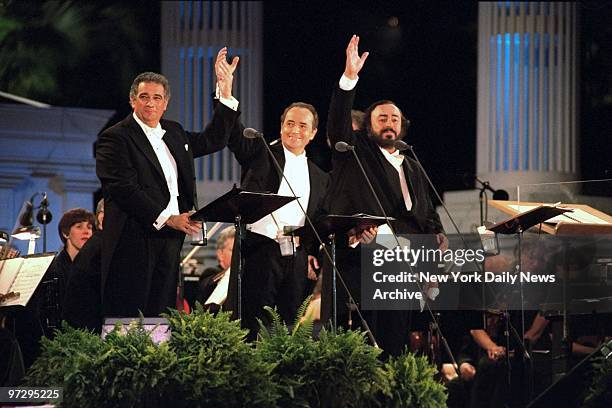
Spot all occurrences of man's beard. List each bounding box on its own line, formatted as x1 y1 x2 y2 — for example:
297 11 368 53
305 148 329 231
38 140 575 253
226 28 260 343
368 127 400 149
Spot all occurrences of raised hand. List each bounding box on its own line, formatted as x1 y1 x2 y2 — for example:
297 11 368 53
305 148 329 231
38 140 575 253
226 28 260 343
215 47 240 99
344 34 369 80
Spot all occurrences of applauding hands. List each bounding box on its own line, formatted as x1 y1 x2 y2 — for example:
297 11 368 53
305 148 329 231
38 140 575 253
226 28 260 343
215 47 240 99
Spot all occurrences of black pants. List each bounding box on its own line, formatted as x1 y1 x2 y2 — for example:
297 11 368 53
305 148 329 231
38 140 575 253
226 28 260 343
104 232 183 318
321 243 423 357
240 232 310 339
470 356 508 408
447 376 473 408
0 328 25 386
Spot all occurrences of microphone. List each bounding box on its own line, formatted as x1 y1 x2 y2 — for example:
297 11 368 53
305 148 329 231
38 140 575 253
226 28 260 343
335 141 402 248
406 146 531 365
466 174 510 201
335 138 441 350
36 192 53 225
334 141 355 152
243 127 263 139
249 132 379 347
393 140 413 152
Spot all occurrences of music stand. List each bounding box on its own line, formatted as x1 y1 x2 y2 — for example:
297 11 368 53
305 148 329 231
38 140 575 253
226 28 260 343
488 205 573 398
488 205 572 235
190 187 296 320
293 213 391 330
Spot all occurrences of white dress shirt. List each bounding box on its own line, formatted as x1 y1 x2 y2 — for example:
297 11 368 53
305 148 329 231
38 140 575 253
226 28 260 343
339 73 412 211
133 96 239 229
205 267 231 306
249 146 311 240
339 74 413 236
379 147 413 212
133 112 180 230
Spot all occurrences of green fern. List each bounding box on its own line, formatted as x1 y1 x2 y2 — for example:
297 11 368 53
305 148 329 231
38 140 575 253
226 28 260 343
583 340 612 407
258 305 289 340
24 306 447 408
291 296 315 340
163 304 279 407
382 351 447 408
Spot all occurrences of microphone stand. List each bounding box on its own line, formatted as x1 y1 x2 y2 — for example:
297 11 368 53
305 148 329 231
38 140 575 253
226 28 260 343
337 140 458 369
472 176 508 226
246 130 379 347
36 194 52 253
405 144 532 388
477 180 490 227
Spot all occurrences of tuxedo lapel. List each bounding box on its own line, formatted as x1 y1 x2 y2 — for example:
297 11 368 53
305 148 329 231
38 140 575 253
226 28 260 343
125 115 165 181
305 160 319 218
271 144 286 191
368 137 401 199
402 159 418 204
161 129 193 194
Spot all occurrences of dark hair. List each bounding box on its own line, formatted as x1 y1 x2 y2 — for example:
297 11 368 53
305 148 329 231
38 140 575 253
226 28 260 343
351 109 365 130
280 102 319 130
129 72 171 100
363 100 409 139
58 208 95 244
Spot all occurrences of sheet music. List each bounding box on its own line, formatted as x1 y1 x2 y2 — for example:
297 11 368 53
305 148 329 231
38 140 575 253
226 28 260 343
547 208 609 224
0 255 54 307
508 205 610 225
0 258 25 295
508 204 539 213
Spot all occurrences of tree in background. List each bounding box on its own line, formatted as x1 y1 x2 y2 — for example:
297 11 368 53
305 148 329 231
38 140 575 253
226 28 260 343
0 0 158 109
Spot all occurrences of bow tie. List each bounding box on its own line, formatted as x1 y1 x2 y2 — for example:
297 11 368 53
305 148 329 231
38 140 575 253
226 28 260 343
285 153 307 164
149 127 166 140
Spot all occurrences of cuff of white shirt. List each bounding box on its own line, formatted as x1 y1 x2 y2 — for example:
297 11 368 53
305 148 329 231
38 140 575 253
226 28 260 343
427 287 440 301
215 84 240 111
153 209 173 230
419 287 440 312
339 74 359 91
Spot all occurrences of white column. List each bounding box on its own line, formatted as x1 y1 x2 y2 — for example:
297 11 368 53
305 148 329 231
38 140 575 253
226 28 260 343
161 1 264 203
477 2 578 188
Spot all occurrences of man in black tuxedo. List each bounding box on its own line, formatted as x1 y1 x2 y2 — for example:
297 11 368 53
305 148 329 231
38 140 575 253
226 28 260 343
96 54 239 317
324 35 447 356
214 48 329 336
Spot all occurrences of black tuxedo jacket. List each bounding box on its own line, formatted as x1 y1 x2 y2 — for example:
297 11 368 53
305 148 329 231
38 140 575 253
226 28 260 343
96 103 239 293
227 123 330 234
223 120 329 318
325 84 444 235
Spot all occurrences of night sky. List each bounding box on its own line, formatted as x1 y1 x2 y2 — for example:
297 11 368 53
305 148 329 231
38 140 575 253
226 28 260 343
262 2 478 194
